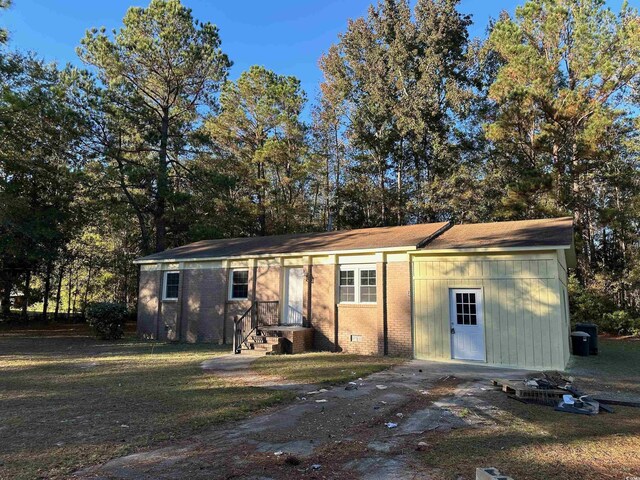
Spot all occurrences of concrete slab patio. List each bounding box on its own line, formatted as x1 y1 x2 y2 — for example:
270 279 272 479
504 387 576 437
75 359 532 480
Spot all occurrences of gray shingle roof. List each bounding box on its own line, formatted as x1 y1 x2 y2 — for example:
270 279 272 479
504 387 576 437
134 217 574 263
423 217 574 250
135 222 450 262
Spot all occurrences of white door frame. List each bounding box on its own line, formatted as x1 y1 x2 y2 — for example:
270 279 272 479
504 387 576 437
449 287 486 362
283 267 304 325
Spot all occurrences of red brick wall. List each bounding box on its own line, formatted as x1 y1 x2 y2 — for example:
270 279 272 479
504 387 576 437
385 261 413 356
137 269 160 339
255 265 281 301
180 268 227 343
137 258 414 357
308 260 413 357
309 264 337 351
336 304 380 354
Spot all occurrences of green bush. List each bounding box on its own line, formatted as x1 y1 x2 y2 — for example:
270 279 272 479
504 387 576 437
568 275 615 326
601 310 640 336
86 302 128 340
568 274 640 336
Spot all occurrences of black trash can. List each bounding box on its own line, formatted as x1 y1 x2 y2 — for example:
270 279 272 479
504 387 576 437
571 331 591 356
576 323 599 355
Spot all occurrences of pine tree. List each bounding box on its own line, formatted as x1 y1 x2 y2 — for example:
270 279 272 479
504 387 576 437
78 0 230 252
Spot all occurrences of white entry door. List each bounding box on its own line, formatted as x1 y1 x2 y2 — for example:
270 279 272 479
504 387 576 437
450 288 485 361
284 267 304 325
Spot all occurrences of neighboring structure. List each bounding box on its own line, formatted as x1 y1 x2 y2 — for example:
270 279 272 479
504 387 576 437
134 217 575 370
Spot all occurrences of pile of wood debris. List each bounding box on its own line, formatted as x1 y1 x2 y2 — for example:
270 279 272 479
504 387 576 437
492 371 639 415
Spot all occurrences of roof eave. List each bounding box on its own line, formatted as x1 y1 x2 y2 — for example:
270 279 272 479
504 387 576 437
133 245 420 265
413 245 573 255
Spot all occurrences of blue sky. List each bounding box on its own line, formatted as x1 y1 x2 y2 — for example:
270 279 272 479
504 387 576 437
2 0 627 104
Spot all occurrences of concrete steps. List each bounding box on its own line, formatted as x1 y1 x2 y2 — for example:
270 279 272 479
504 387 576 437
247 333 283 354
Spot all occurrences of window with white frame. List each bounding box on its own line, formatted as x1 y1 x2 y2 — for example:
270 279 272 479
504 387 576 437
163 271 180 300
339 265 377 303
229 269 249 299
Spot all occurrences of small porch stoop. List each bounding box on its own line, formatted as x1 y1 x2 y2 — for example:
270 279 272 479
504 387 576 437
233 301 313 355
248 330 285 355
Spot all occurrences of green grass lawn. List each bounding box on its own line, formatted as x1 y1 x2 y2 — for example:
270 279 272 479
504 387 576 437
567 337 640 397
422 398 640 480
421 337 640 480
0 324 402 480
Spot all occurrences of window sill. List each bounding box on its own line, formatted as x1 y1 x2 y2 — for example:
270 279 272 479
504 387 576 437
162 298 178 303
227 298 249 303
338 303 377 308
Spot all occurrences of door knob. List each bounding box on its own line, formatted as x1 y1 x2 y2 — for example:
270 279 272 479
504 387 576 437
450 327 455 334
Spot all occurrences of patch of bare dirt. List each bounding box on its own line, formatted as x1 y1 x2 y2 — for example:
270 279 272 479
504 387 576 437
76 363 532 480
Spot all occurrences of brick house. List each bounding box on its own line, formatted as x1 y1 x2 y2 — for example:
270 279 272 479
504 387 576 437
134 217 575 370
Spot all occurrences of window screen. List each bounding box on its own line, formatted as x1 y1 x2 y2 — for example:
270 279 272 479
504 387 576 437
359 269 377 303
339 270 355 302
455 292 477 325
231 270 249 299
164 272 179 300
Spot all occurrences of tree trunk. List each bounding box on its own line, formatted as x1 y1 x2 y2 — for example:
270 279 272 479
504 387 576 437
155 108 170 253
334 123 341 230
21 270 31 320
379 159 386 225
42 259 53 322
115 151 152 255
82 259 95 315
54 263 64 322
1 278 11 315
71 268 78 315
67 267 73 316
396 149 403 226
258 161 266 236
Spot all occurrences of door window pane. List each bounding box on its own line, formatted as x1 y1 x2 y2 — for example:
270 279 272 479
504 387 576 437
455 291 478 326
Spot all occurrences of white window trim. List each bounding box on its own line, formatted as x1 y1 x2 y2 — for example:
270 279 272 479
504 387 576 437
228 268 249 300
338 264 377 304
162 271 180 301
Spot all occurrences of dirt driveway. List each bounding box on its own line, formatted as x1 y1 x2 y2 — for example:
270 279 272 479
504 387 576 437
75 359 531 480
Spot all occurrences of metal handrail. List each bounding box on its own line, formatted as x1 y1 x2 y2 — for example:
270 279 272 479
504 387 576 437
233 301 279 353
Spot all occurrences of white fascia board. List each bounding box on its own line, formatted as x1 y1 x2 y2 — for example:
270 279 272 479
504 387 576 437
410 245 572 255
133 245 418 265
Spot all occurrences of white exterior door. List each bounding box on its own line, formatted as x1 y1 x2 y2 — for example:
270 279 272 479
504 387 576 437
284 267 304 325
450 288 485 361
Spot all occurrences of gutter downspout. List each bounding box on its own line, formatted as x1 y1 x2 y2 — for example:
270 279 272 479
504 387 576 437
251 258 258 306
176 267 186 341
306 257 313 328
382 254 388 356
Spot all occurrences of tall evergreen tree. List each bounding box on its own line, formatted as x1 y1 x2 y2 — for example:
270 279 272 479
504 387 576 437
0 56 86 315
484 0 640 298
205 66 312 236
78 0 230 253
316 0 473 227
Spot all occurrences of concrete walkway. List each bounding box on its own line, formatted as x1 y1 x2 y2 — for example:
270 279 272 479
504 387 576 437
75 360 531 479
200 350 262 376
200 351 312 389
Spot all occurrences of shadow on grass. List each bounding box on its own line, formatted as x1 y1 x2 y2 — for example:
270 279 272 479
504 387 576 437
422 389 640 480
0 335 280 480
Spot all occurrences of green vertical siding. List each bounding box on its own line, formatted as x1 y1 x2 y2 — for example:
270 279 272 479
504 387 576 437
413 252 570 370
